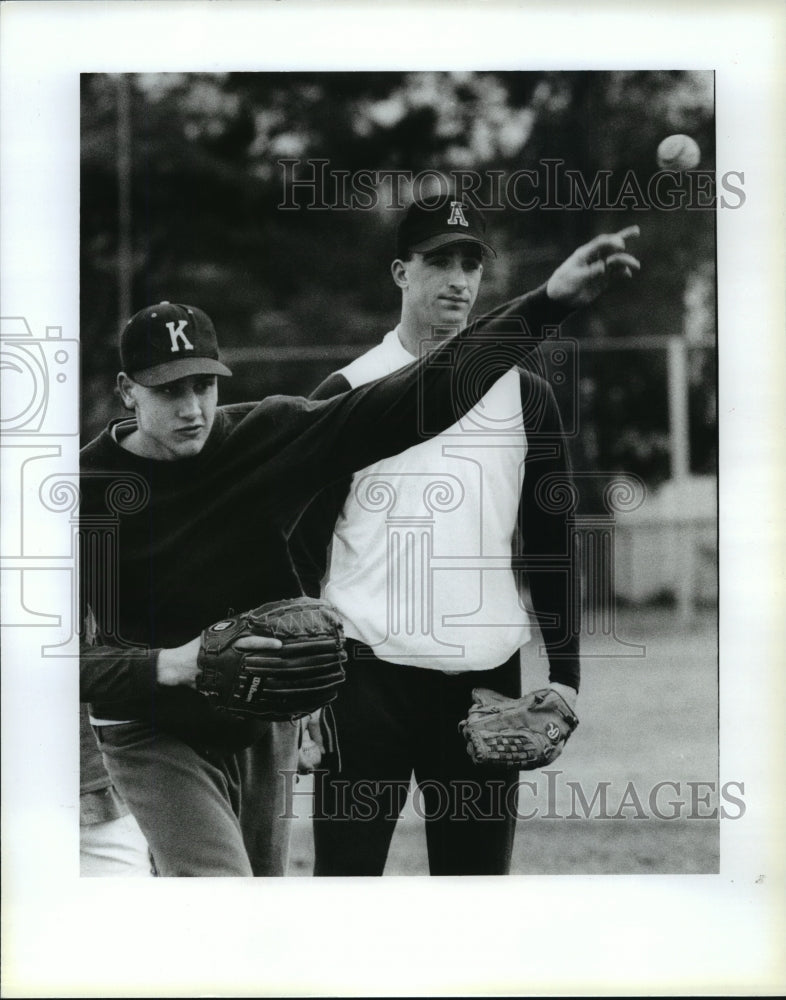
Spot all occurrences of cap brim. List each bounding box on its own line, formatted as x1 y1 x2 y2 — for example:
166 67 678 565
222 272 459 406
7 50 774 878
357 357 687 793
131 357 233 387
408 233 497 258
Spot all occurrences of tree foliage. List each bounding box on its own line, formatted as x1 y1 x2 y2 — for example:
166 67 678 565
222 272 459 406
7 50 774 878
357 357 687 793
80 70 716 488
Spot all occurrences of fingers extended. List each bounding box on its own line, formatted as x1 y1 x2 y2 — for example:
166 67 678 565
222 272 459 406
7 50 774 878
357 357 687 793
579 227 641 261
605 252 641 273
233 635 283 651
614 224 641 242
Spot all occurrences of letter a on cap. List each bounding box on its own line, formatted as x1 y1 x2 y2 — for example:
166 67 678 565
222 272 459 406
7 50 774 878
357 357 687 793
167 320 195 353
447 201 469 227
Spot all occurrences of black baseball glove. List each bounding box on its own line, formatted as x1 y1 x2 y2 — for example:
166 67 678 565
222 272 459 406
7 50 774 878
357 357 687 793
196 597 347 721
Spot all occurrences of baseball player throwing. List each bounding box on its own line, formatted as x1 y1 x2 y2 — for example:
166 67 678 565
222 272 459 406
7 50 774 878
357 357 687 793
80 268 629 875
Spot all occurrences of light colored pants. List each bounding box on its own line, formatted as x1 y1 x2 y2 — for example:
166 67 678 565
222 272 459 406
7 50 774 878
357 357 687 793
94 720 300 877
80 812 153 877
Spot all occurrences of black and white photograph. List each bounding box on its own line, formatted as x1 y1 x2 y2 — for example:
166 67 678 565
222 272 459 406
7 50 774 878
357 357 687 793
77 67 718 881
1 2 784 997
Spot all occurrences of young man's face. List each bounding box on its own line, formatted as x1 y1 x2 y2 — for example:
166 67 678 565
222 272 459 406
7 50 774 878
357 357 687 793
397 243 484 336
119 374 218 460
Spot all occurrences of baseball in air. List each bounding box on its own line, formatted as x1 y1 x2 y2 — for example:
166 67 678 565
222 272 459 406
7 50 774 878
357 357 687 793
656 134 701 170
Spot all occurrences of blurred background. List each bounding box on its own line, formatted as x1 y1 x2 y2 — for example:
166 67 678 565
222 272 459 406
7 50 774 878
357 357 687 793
80 71 718 872
81 69 717 616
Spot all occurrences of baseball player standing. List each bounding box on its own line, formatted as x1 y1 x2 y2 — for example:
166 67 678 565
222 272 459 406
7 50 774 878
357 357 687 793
80 284 598 876
292 197 640 875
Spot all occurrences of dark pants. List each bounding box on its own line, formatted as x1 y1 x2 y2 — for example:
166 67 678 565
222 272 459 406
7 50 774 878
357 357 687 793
94 719 299 877
312 641 521 876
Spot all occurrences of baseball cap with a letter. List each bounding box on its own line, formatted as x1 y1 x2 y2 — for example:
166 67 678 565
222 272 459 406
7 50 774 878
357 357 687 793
396 196 496 259
120 302 232 386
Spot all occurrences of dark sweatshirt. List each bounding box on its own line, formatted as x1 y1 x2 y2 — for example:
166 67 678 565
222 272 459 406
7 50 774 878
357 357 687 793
80 286 570 750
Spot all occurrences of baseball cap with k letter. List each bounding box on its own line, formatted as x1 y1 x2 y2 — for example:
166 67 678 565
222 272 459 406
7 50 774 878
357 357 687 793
120 302 233 386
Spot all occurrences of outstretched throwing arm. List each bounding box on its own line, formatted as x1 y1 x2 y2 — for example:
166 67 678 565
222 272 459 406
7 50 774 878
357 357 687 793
546 225 641 308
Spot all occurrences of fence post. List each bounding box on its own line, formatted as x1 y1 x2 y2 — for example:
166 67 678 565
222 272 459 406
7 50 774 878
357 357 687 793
667 336 694 623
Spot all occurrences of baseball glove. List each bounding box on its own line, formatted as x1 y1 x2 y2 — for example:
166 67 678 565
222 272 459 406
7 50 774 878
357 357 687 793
196 597 347 721
459 687 579 770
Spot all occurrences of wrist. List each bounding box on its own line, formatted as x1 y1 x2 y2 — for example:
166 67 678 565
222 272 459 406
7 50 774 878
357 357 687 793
548 681 578 712
156 648 179 686
156 638 199 688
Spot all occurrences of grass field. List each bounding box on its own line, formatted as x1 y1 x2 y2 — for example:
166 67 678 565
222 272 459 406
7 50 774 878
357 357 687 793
286 607 719 876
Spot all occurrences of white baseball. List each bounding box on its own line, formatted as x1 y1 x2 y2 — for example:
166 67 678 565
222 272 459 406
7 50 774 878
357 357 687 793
657 134 701 170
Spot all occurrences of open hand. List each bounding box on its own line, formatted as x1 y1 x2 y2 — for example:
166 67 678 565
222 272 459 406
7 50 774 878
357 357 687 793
546 225 641 308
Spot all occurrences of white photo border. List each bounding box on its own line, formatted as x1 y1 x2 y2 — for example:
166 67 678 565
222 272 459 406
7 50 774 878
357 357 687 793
1 1 785 997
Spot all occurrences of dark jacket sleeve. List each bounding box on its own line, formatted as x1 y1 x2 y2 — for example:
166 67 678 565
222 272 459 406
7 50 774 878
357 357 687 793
264 284 575 524
80 639 160 705
288 374 354 596
289 287 574 596
79 600 159 705
517 370 581 691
